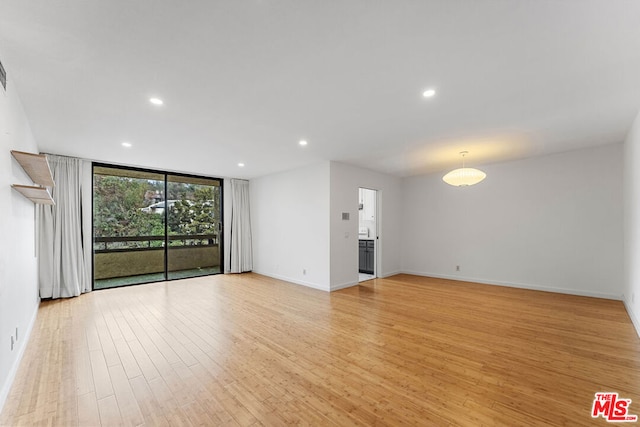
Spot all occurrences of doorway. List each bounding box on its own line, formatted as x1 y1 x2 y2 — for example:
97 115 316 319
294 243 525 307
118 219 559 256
358 187 377 282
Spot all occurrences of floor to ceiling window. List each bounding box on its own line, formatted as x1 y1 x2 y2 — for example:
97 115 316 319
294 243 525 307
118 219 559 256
92 164 223 290
166 174 222 280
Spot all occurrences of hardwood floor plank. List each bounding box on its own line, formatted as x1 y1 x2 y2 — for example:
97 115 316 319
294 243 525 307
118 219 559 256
113 338 143 380
89 349 114 401
146 376 191 423
128 375 170 427
85 321 102 352
122 336 160 383
108 364 144 426
96 318 123 368
97 394 123 426
77 392 101 427
1 273 639 426
74 342 95 396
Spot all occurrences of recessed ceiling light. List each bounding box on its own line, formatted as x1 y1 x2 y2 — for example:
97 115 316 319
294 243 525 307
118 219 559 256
422 89 436 98
238 162 245 167
121 142 132 148
149 97 164 105
299 140 308 146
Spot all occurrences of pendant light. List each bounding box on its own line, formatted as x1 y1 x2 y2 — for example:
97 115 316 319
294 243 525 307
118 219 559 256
442 151 486 186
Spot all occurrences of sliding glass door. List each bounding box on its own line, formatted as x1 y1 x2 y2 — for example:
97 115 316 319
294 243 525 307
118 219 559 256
92 165 223 289
166 175 222 280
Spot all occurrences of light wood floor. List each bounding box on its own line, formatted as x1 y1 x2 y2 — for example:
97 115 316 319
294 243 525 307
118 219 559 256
1 273 639 426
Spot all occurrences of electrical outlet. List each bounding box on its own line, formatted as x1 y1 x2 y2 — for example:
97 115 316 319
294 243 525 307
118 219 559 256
456 265 460 271
303 269 307 275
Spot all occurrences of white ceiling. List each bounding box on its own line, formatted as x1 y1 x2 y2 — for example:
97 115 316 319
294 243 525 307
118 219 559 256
1 1 639 179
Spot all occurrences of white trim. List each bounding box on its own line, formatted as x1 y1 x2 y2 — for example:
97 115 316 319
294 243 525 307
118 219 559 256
0 301 39 413
401 270 623 301
252 271 330 292
379 270 401 279
623 296 640 339
331 281 358 291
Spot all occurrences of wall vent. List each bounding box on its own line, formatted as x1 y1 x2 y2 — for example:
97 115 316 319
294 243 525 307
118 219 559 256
0 58 6 91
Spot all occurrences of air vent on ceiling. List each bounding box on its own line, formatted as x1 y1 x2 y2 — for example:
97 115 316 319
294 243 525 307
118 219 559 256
0 59 6 91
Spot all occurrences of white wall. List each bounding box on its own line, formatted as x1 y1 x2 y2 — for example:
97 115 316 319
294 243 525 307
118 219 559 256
250 161 402 292
624 110 640 337
250 162 331 290
402 144 624 299
330 162 402 290
0 70 41 411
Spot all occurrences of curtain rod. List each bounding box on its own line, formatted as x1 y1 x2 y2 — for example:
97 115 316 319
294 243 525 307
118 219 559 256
40 151 241 181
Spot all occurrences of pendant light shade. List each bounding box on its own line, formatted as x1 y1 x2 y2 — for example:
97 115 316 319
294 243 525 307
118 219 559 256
442 151 486 186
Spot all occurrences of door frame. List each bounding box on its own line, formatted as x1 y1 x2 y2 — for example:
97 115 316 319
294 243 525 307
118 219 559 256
358 186 379 280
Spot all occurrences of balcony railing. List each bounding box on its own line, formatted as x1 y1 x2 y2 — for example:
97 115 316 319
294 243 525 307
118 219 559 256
94 234 219 253
93 234 220 280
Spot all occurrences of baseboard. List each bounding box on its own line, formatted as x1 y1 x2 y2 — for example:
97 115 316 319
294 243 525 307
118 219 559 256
251 272 360 292
623 296 640 339
0 300 39 414
401 270 623 301
379 270 401 279
331 281 358 291
252 271 330 292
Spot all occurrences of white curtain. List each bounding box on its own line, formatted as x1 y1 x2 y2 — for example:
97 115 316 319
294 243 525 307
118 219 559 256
38 155 91 298
229 179 253 273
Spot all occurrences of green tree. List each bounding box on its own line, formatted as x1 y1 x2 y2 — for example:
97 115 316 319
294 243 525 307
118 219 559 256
94 174 220 249
93 175 164 239
168 185 219 236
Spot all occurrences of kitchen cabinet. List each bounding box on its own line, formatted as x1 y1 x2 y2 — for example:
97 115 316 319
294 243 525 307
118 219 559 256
359 240 374 274
359 188 375 222
364 189 375 221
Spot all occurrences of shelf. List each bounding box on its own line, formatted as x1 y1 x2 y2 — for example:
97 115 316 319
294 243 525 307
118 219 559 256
11 150 55 187
11 185 55 205
10 150 55 205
